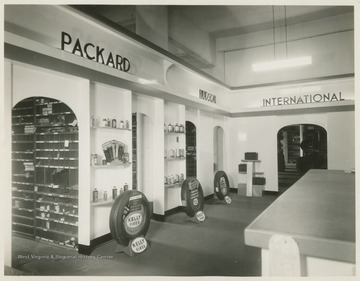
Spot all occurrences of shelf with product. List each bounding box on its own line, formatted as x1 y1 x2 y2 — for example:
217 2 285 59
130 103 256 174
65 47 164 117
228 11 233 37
163 102 186 212
89 83 132 239
11 96 79 249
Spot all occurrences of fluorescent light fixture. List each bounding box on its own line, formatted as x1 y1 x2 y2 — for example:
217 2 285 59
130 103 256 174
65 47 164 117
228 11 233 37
252 56 312 72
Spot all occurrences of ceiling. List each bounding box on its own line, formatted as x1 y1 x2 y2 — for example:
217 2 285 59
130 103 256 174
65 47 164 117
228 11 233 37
77 5 354 85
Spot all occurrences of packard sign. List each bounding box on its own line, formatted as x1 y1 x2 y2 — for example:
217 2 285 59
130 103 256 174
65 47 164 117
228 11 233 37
61 31 131 73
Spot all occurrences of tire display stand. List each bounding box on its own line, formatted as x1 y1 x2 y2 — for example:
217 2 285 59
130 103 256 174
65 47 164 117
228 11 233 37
214 171 232 204
109 190 151 257
181 177 206 222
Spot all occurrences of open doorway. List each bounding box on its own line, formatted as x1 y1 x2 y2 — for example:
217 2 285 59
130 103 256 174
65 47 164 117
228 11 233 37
213 126 225 172
185 121 197 178
134 113 153 200
278 124 327 193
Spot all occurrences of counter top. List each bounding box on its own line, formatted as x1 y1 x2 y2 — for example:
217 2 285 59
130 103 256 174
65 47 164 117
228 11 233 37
244 169 355 263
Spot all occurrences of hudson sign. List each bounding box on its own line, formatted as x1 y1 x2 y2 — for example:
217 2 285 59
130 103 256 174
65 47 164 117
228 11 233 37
60 31 131 73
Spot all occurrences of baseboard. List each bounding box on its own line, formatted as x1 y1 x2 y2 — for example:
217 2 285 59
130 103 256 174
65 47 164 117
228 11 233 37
263 190 279 196
152 213 165 222
204 194 215 201
78 233 113 255
230 187 237 193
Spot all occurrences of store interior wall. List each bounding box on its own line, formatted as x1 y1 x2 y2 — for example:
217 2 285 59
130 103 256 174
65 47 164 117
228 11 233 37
12 63 92 246
227 111 355 192
132 93 164 215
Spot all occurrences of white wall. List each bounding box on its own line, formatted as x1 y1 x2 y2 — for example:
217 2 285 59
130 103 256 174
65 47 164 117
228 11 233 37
11 62 91 245
132 94 164 215
228 111 355 192
195 110 228 197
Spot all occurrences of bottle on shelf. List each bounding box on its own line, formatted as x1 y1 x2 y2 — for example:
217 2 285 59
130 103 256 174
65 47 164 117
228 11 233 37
175 123 179 133
168 123 172 133
111 119 117 128
103 191 108 201
93 188 98 202
112 186 117 200
90 116 95 128
124 183 128 192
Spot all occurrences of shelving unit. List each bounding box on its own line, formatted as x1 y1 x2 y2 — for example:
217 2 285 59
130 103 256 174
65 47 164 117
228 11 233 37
89 83 132 239
238 157 265 197
11 97 79 250
163 102 186 212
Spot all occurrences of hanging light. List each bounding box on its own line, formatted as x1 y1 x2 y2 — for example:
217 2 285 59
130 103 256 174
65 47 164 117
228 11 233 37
252 6 312 72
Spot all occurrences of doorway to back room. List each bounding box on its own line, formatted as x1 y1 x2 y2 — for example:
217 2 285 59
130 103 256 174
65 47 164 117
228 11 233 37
277 124 327 193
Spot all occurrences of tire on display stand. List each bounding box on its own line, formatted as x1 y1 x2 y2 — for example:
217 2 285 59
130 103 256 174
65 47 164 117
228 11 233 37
214 171 232 204
181 177 206 222
109 190 151 256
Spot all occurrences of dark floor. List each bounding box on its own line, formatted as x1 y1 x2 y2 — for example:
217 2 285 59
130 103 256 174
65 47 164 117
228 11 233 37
8 193 277 276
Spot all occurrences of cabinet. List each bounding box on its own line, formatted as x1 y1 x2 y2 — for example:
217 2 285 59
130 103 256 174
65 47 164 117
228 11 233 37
238 158 265 197
12 97 79 249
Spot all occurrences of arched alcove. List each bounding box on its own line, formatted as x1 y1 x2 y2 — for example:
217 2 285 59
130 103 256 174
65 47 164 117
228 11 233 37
12 96 79 248
213 126 225 172
277 124 327 193
185 121 197 177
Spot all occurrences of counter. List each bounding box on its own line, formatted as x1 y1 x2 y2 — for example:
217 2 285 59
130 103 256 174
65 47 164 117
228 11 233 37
244 169 355 276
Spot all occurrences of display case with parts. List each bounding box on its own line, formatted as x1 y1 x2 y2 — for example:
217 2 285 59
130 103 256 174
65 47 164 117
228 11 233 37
12 97 79 249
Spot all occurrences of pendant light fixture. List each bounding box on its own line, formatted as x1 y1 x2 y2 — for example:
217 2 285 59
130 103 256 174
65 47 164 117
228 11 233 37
252 6 312 72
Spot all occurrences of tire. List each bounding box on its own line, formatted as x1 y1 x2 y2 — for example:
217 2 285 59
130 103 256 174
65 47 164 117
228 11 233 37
109 190 151 246
214 171 230 201
181 177 205 217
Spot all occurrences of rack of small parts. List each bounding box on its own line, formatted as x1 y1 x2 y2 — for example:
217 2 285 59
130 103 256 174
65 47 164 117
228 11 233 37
12 97 79 250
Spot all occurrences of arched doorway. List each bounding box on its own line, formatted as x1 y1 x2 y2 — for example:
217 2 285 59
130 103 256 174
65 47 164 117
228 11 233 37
185 121 197 177
213 126 225 172
12 96 79 248
277 124 327 193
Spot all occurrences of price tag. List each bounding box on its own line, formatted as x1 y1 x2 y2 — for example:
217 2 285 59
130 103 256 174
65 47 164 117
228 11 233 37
64 140 69 148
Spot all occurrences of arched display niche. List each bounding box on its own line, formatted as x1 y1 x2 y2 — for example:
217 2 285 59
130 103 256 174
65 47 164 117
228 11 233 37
185 121 197 177
277 124 327 193
213 126 225 172
135 113 153 203
12 96 79 249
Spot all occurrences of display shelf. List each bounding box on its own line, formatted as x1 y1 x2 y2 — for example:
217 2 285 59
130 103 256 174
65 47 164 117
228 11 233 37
12 196 34 202
35 227 77 237
165 132 185 136
164 182 183 188
12 122 34 126
13 230 34 237
35 236 78 250
12 222 34 228
91 162 131 168
36 112 73 117
238 154 265 197
36 216 78 227
35 208 78 218
35 140 78 144
13 214 34 220
91 126 131 131
90 199 115 207
35 165 78 169
36 199 78 208
36 192 78 199
165 157 186 161
13 207 34 213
